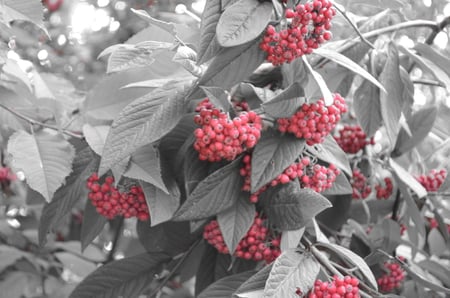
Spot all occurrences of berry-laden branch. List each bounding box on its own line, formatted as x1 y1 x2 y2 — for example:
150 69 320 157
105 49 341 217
0 103 83 139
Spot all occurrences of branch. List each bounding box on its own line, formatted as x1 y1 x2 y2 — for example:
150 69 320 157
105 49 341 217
0 103 83 139
412 78 445 87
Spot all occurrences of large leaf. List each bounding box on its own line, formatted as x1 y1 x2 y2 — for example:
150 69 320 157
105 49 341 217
264 183 332 230
280 228 305 252
379 42 404 148
313 48 385 92
98 79 193 175
198 38 266 92
82 124 109 156
235 264 272 296
69 252 171 298
217 195 255 253
216 0 273 47
197 0 223 64
124 144 168 194
251 130 306 192
317 242 378 290
80 200 107 251
198 271 256 298
140 181 180 227
308 135 352 176
303 57 333 105
393 106 437 156
353 74 382 137
414 43 450 79
264 250 320 298
7 130 75 202
39 147 98 246
262 82 305 118
173 158 243 221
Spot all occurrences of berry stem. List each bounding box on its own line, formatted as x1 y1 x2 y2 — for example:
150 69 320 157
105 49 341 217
0 102 83 139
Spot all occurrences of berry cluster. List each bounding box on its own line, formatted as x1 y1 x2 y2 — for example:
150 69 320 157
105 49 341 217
334 125 374 154
377 261 405 293
260 0 336 65
308 275 361 298
351 169 372 199
416 169 447 192
86 173 150 221
193 99 262 162
203 214 281 263
241 154 339 203
0 167 15 184
277 94 348 146
374 177 393 200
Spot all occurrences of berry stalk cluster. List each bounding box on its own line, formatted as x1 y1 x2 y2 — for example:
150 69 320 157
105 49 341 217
0 167 15 184
308 275 361 298
203 213 281 263
377 260 405 293
416 169 447 192
193 99 262 162
351 170 394 200
261 0 336 65
277 94 348 146
334 125 374 154
86 173 150 221
241 154 339 203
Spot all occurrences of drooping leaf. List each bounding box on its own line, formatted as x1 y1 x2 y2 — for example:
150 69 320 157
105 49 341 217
251 130 306 192
280 228 305 252
313 48 385 92
1 0 45 30
235 264 272 296
69 252 171 298
418 260 450 288
200 86 231 111
353 75 382 138
381 218 402 253
264 250 320 298
217 194 255 253
130 9 177 37
317 242 378 290
264 183 332 230
389 158 427 198
39 147 99 246
197 0 223 64
402 262 450 295
262 82 305 118
173 46 204 77
136 221 194 256
216 0 273 47
198 271 256 298
308 135 352 176
80 200 107 251
393 106 438 156
303 56 333 105
198 38 266 92
124 144 168 194
414 43 450 79
82 124 109 156
140 181 180 227
173 158 243 221
7 130 75 202
379 42 404 148
98 79 193 175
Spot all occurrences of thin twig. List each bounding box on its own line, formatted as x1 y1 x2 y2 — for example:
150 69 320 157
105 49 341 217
412 78 445 88
391 189 402 222
0 103 83 139
333 4 375 49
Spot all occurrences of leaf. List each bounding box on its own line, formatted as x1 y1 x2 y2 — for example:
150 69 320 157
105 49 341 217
124 144 168 194
280 228 305 252
39 147 98 246
263 250 319 298
173 158 243 221
393 106 438 156
303 56 333 105
69 252 171 298
54 252 97 279
264 184 332 230
197 0 222 64
98 79 193 175
0 245 28 272
198 271 256 298
217 195 255 253
200 86 231 112
262 82 305 118
251 130 306 192
198 38 266 92
313 48 385 92
140 181 180 227
381 218 402 253
173 46 204 77
418 260 450 288
136 221 194 256
80 200 107 251
216 0 273 47
317 242 378 290
414 43 450 79
7 130 75 202
235 264 272 296
120 78 173 89
379 42 404 148
308 135 352 176
130 9 177 37
349 0 408 9
321 172 352 195
353 75 382 138
402 262 450 294
182 139 212 195
389 158 427 198
1 0 45 30
82 125 109 156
